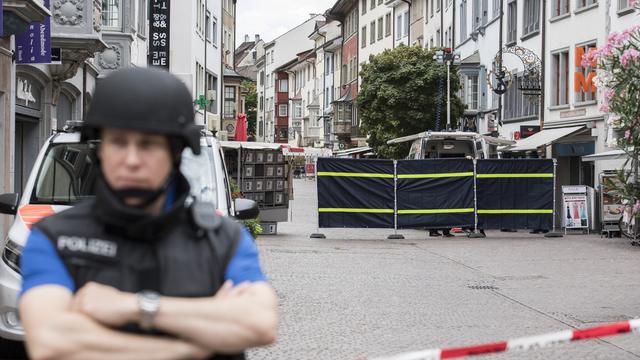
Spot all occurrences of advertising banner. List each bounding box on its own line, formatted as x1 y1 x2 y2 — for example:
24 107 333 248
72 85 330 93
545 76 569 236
15 0 51 64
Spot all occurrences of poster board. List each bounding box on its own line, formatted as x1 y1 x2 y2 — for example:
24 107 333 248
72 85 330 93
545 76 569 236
562 186 590 230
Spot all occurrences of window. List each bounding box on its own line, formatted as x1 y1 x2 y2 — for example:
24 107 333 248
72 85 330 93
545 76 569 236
431 0 434 17
437 0 441 12
377 17 384 40
137 0 146 35
396 15 402 40
465 75 479 110
57 92 75 123
224 86 236 119
371 0 376 9
403 12 409 37
205 12 211 41
552 0 569 16
212 17 218 44
507 0 517 44
522 0 540 36
379 0 383 4
196 62 204 97
576 0 597 9
472 0 481 29
259 96 264 110
206 73 217 113
278 104 288 117
370 21 376 44
102 0 120 28
385 13 392 36
436 29 441 46
279 79 288 92
618 0 633 10
504 72 540 119
294 102 302 118
362 0 367 14
575 43 597 103
460 0 468 42
493 0 501 18
362 26 367 48
447 25 452 47
551 50 569 106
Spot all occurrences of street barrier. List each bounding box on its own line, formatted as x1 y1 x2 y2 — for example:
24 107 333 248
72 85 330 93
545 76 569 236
317 158 395 228
476 159 554 230
366 318 640 360
397 159 474 229
316 158 556 232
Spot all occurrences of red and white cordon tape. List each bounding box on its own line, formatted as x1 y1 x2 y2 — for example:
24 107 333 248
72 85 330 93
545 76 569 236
369 318 640 360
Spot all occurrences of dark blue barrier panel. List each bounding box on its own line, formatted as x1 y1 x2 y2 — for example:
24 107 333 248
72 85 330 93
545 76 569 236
317 158 395 228
476 159 554 230
397 159 474 229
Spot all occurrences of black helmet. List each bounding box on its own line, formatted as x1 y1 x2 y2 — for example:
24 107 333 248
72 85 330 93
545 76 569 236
82 68 201 155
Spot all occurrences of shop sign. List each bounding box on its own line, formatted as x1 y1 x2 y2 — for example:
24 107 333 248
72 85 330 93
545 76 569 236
519 125 540 139
149 0 170 69
15 0 51 64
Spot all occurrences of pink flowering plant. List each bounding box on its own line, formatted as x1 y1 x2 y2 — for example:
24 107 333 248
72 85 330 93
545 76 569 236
583 2 640 204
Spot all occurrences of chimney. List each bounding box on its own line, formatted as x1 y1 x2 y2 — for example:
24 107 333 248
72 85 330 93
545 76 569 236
244 34 250 43
255 34 260 43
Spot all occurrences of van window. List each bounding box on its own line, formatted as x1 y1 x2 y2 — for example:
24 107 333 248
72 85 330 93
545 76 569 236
407 140 422 159
32 143 98 205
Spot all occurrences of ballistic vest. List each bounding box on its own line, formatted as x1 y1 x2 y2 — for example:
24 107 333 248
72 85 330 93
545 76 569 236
34 174 245 360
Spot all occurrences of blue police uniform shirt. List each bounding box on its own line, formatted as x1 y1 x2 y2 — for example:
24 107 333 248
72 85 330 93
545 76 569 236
20 187 267 295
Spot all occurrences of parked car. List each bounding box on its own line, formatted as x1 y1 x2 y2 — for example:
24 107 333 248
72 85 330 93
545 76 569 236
0 122 258 342
387 131 515 159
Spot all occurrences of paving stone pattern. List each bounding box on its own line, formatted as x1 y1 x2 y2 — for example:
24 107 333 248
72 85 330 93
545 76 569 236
249 179 640 360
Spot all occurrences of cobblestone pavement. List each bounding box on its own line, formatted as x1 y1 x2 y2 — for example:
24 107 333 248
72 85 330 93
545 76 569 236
249 179 640 360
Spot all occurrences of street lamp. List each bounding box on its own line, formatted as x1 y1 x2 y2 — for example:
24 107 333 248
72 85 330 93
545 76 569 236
434 48 461 131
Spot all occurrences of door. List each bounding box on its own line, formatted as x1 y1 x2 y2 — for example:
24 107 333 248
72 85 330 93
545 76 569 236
14 115 40 193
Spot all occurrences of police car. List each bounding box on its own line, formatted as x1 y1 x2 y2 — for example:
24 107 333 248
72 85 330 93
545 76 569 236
0 121 258 343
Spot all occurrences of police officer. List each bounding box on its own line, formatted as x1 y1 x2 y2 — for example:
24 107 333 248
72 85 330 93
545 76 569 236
18 68 278 360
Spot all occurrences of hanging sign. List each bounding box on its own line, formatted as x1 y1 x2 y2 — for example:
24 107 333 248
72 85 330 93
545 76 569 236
15 0 51 64
149 0 170 69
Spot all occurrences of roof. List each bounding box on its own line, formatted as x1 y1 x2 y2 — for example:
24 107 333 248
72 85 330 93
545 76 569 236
328 0 358 19
223 66 245 78
332 91 353 103
335 146 372 157
461 51 481 65
275 58 300 72
503 126 586 152
234 41 256 65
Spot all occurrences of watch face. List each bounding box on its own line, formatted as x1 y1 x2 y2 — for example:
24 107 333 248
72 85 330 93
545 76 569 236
141 290 161 302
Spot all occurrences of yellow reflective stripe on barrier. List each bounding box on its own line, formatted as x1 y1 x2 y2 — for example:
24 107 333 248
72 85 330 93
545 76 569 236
477 209 553 214
398 208 475 214
316 172 394 178
476 173 554 178
397 172 474 179
318 208 395 213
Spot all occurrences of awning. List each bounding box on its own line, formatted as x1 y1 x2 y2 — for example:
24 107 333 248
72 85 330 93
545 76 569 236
220 141 282 150
582 149 629 162
504 126 585 152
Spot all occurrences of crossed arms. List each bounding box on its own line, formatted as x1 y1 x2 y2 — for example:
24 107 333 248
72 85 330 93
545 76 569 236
19 280 278 360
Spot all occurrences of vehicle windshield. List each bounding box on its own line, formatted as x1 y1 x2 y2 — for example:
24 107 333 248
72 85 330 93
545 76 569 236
31 142 218 207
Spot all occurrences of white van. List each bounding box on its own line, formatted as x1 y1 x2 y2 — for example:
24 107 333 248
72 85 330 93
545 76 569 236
387 131 515 159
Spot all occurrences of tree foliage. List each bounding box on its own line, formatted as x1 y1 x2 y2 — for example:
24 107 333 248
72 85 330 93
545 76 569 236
241 80 258 138
357 45 465 159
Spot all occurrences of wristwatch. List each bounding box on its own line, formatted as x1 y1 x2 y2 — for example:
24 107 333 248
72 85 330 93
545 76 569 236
137 290 161 331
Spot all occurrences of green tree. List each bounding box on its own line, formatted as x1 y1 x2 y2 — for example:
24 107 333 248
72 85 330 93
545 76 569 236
241 80 257 138
357 45 465 159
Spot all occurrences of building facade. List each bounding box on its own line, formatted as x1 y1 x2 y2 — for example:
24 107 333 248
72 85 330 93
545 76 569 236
166 0 223 130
